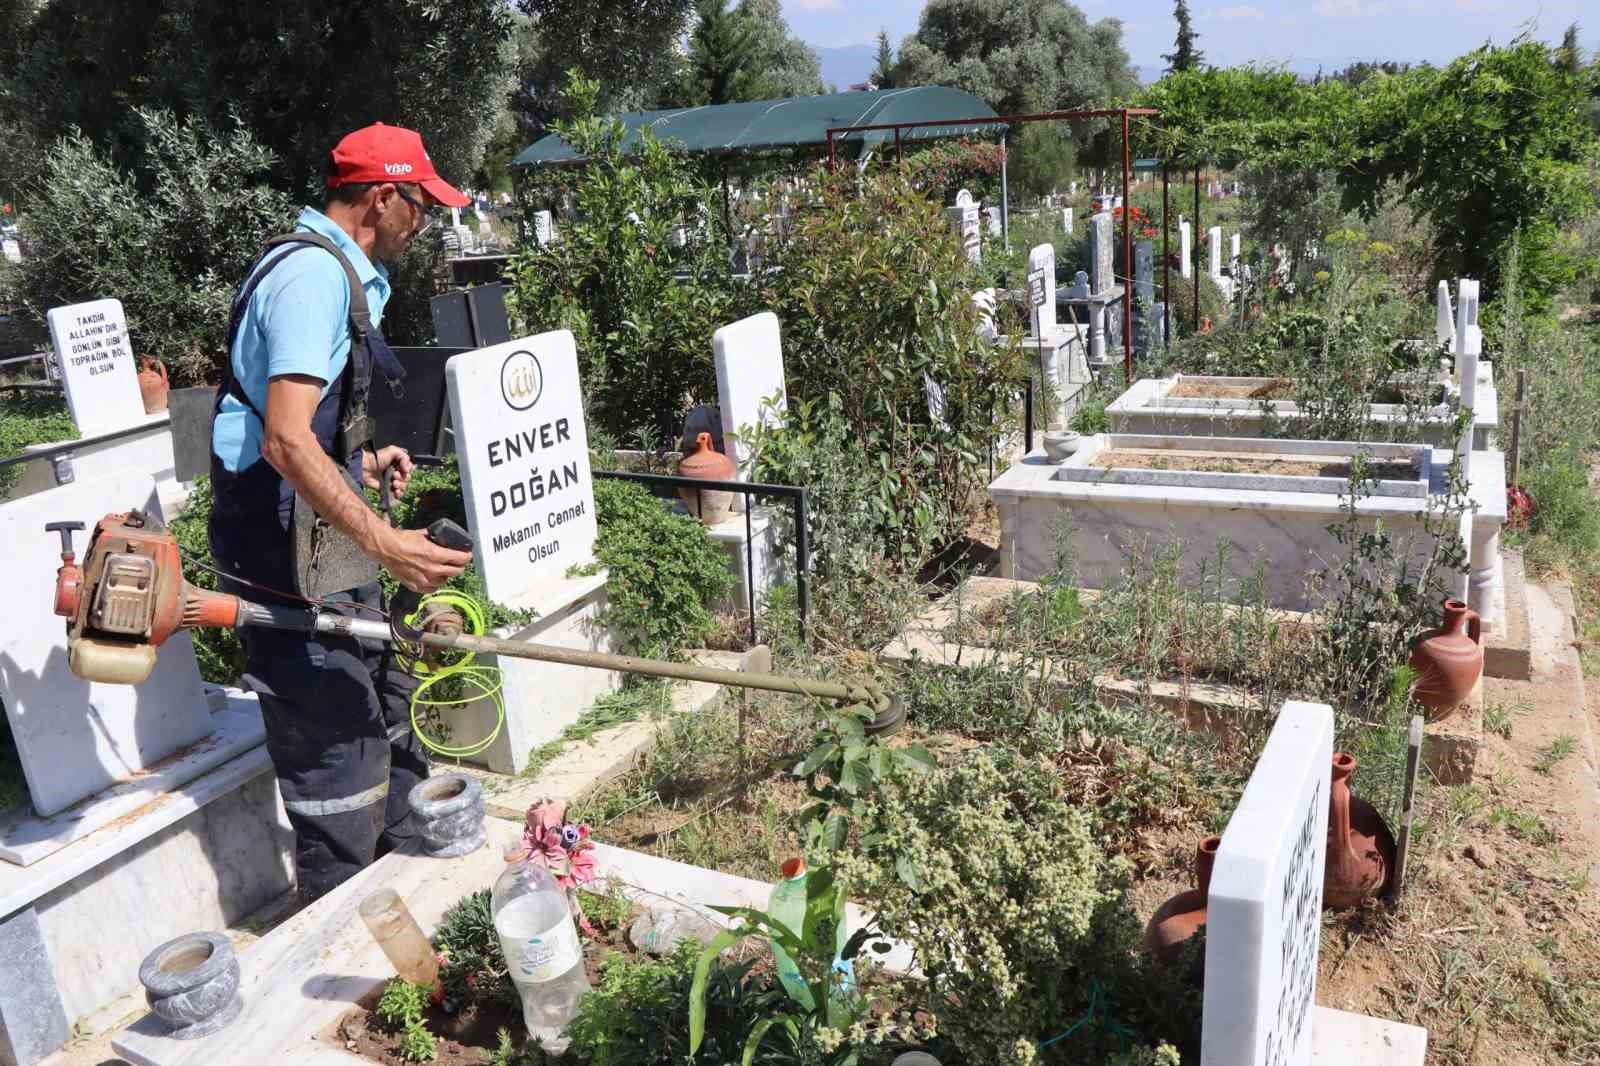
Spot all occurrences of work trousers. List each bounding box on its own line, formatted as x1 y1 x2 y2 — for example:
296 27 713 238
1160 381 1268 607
238 583 428 902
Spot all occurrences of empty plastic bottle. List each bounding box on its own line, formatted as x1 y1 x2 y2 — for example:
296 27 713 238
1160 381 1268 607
492 846 591 1052
767 857 854 1007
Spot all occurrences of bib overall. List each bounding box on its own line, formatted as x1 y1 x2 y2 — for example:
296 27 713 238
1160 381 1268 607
207 232 427 902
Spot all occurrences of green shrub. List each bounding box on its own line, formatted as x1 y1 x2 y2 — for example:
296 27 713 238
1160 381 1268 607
566 939 778 1066
2 109 294 386
168 479 247 685
1522 451 1600 561
753 168 1027 565
588 477 735 658
504 74 752 445
837 750 1197 1064
0 393 77 495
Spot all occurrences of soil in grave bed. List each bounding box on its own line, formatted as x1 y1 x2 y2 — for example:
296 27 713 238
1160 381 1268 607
1092 448 1417 481
1167 378 1293 399
325 910 639 1065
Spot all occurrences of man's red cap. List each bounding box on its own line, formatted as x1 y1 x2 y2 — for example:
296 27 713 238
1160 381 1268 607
326 123 470 208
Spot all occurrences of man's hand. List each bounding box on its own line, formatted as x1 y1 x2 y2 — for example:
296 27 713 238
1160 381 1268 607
379 527 472 594
364 446 412 497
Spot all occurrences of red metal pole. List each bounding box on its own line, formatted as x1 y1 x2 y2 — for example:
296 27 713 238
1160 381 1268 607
1121 110 1133 384
827 131 836 174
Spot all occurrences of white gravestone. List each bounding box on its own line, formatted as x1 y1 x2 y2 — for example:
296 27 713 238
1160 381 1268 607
1089 212 1114 295
1230 232 1242 267
1025 244 1058 337
0 474 211 818
714 312 788 486
1062 208 1074 235
1 239 20 264
1208 226 1223 279
1435 280 1455 351
1203 700 1333 1066
533 210 553 246
45 298 146 437
1180 222 1193 280
972 289 999 344
445 331 597 610
984 206 1001 238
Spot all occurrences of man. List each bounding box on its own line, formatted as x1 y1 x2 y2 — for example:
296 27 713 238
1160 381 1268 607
208 123 474 901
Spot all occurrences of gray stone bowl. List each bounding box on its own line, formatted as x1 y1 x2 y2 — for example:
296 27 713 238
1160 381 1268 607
138 932 243 1040
1041 430 1083 462
409 773 487 858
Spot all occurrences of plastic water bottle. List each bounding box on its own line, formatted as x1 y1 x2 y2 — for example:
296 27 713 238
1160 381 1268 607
767 857 854 1005
492 847 590 1052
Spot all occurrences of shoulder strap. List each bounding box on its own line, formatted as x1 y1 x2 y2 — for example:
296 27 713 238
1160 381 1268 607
220 232 372 423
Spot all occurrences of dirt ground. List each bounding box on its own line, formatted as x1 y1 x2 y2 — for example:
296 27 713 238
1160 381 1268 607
1128 579 1600 1064
1093 447 1418 481
1168 379 1293 400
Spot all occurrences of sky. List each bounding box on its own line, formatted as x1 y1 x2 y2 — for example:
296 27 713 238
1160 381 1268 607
781 0 1595 76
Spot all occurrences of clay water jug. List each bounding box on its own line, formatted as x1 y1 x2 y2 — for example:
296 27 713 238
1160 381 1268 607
1143 836 1219 971
138 357 169 414
677 431 736 526
1323 753 1395 910
1408 599 1483 720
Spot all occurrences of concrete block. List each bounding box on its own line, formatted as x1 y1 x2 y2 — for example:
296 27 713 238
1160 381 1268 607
0 907 70 1066
1422 682 1482 786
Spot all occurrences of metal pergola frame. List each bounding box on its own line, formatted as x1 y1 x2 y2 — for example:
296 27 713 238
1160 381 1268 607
826 106 1197 385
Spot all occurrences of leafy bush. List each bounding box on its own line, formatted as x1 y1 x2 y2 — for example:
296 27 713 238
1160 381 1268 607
587 478 735 658
2 109 294 385
0 393 77 495
896 137 1004 205
753 169 1027 565
168 479 247 685
837 751 1196 1065
504 74 752 446
569 939 781 1066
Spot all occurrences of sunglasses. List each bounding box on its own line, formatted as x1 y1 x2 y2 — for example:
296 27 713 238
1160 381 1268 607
393 185 440 238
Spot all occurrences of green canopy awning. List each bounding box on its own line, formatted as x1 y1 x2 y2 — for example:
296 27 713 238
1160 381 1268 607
512 86 1002 168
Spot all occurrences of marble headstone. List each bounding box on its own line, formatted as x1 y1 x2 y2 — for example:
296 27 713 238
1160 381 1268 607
1062 207 1074 235
1180 222 1193 280
0 474 211 818
1134 240 1154 306
445 331 597 609
1089 212 1114 295
972 289 999 344
0 907 71 1064
1 239 19 264
1230 232 1242 265
1202 701 1333 1066
1208 226 1223 278
984 206 1001 238
45 298 146 437
1435 280 1455 351
1026 244 1058 336
714 312 788 478
533 210 553 246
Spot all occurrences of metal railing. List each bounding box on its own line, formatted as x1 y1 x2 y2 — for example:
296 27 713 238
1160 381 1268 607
592 469 810 646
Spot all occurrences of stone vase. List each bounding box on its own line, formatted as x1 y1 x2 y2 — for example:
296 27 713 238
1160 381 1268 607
1323 753 1396 910
138 932 243 1039
138 357 169 414
1408 598 1483 720
1142 835 1220 972
676 431 736 526
408 773 486 858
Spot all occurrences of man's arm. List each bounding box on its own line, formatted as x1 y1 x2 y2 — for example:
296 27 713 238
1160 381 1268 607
260 375 469 593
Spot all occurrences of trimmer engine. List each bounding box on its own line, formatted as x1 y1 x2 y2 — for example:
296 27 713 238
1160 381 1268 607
49 511 238 684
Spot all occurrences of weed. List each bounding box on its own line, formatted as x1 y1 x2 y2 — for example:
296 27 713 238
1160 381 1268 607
1535 735 1578 775
376 979 431 1029
395 1019 437 1063
1483 700 1528 739
521 681 670 780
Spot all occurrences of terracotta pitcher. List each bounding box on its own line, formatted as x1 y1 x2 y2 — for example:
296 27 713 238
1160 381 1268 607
1143 836 1220 970
1408 599 1483 720
137 356 169 414
677 431 737 526
1324 753 1396 910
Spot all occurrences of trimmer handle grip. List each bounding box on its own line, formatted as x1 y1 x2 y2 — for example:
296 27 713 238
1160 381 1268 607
45 521 86 556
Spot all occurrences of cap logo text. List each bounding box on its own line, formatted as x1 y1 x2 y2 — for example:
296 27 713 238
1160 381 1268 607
384 162 414 175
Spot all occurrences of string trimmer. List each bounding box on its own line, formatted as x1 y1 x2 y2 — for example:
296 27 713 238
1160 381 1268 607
44 509 897 740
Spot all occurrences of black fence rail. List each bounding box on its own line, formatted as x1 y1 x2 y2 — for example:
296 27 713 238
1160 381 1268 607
592 469 809 646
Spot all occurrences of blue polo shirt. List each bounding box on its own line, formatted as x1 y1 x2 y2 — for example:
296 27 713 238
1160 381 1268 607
212 207 390 472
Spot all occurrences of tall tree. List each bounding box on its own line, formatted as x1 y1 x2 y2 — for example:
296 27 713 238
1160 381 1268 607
682 0 761 106
1557 22 1583 75
873 29 895 89
738 0 823 98
894 0 1137 115
1162 0 1204 74
8 0 516 198
511 0 694 134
